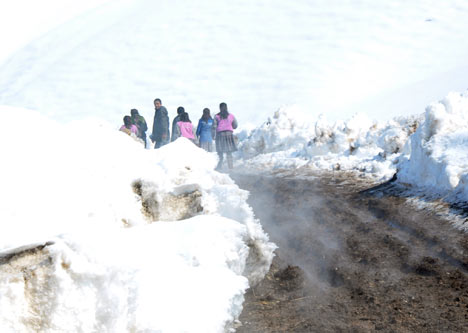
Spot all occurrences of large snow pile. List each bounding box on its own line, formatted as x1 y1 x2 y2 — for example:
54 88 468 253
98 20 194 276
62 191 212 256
237 106 314 158
238 91 468 206
0 107 275 332
398 91 468 202
238 106 421 180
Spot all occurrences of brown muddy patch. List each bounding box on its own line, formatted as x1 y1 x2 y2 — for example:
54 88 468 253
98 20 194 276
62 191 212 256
0 242 56 331
231 172 468 332
132 179 203 221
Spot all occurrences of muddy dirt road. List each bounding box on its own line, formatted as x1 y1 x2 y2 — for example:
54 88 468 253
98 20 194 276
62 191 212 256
231 171 468 332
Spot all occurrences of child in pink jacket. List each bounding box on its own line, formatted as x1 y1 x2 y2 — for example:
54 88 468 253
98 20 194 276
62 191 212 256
174 111 196 143
120 115 139 136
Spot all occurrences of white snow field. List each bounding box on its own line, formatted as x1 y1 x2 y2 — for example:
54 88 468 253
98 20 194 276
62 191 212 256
1 0 468 125
0 0 111 65
1 0 468 331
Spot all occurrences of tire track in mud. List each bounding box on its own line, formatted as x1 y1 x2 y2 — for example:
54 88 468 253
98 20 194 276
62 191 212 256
231 172 468 333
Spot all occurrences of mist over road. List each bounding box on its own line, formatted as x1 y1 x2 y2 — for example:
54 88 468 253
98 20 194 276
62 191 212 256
231 171 468 332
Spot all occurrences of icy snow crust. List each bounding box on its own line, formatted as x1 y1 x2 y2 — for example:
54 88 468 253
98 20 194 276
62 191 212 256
238 91 468 214
0 108 275 332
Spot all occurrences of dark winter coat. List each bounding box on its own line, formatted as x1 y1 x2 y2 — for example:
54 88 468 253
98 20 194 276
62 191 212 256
171 115 181 142
132 114 148 141
152 106 170 143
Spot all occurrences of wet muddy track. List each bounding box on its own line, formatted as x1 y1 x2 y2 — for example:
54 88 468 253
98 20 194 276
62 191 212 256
231 172 468 332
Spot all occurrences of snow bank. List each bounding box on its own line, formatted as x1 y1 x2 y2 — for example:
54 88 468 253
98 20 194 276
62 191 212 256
238 105 421 180
0 217 249 332
238 90 468 209
397 91 468 202
237 105 314 158
0 107 275 332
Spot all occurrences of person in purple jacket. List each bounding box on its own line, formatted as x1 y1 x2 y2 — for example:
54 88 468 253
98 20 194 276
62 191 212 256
214 102 238 169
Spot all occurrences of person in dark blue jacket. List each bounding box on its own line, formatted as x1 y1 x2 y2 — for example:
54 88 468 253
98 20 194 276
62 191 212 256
196 108 215 152
150 98 170 149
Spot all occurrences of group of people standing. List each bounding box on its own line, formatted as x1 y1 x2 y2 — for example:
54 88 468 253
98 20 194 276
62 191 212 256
119 98 238 169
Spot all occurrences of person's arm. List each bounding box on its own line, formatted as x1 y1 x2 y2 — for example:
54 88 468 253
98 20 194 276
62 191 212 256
174 123 181 139
211 121 216 140
171 117 178 141
141 117 148 132
231 116 238 130
196 120 202 138
151 112 157 142
213 117 218 140
163 107 169 140
192 124 197 140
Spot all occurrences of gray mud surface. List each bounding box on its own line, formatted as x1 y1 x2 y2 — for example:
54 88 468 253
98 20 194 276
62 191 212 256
231 172 468 332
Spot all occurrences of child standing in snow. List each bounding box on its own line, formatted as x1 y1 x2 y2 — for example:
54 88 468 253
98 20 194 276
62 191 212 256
130 109 148 146
214 102 238 169
196 108 215 152
174 111 196 143
120 115 139 137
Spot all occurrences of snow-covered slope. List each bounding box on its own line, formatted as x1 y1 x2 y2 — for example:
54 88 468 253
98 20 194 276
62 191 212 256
0 0 111 65
1 0 468 126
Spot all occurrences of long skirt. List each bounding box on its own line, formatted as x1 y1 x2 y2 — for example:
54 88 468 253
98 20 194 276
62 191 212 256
215 131 237 153
199 141 213 152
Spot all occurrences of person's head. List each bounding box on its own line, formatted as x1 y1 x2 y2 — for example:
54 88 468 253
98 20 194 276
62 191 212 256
130 109 139 117
123 115 132 128
154 98 162 109
177 106 185 115
180 112 191 123
219 102 228 119
202 108 211 121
